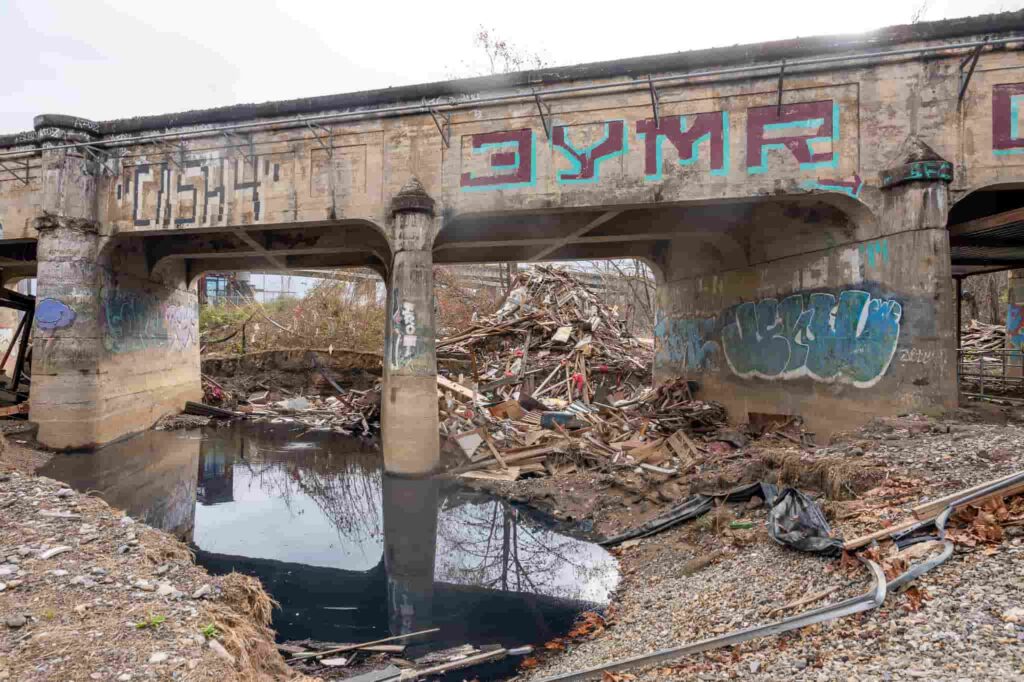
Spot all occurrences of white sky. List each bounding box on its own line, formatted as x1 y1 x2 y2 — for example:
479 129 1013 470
0 0 1017 134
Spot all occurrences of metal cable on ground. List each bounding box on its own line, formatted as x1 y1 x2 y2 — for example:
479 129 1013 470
537 473 1023 681
533 558 886 682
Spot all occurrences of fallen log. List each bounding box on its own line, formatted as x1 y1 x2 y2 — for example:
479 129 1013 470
184 401 241 419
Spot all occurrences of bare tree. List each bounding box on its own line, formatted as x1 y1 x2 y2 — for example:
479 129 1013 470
450 26 550 78
910 0 931 23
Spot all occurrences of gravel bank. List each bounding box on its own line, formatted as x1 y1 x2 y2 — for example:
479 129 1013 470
0 447 300 682
518 411 1024 681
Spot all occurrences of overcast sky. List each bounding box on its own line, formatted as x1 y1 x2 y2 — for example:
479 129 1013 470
0 0 1016 134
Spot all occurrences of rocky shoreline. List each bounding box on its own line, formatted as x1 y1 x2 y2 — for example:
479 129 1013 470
0 438 300 682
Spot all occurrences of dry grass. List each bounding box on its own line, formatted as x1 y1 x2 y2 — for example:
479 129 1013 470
202 280 385 355
756 450 883 500
202 573 292 681
201 269 501 357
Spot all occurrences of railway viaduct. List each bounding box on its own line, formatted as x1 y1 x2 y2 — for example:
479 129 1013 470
3 12 1024 473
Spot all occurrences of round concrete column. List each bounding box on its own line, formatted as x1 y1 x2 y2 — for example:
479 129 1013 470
381 178 440 475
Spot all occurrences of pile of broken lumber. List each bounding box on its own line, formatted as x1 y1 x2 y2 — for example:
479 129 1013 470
434 267 729 482
960 319 1007 351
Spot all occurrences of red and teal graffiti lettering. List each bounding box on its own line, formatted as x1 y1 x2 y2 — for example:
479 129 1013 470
993 83 1024 156
551 121 628 184
460 129 536 191
747 101 838 174
636 112 729 180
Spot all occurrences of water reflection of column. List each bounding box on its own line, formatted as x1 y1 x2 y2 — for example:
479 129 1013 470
382 475 439 636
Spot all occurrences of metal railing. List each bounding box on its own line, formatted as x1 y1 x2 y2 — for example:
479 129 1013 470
958 347 1024 401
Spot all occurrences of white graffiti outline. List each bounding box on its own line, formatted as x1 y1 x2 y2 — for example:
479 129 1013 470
721 290 902 389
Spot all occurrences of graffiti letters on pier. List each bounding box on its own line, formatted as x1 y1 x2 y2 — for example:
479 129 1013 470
1009 303 1024 350
656 289 903 389
460 99 862 198
993 83 1024 156
389 292 420 369
101 283 197 354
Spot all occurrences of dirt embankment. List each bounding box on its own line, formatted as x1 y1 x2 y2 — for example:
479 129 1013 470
0 439 303 682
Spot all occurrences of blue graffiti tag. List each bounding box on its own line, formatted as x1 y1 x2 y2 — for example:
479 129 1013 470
35 298 77 330
655 315 720 370
721 290 902 388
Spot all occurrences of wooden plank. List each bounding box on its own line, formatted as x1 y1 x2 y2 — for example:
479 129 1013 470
289 628 439 661
482 432 508 469
437 375 484 402
846 474 1024 551
842 516 922 551
912 469 1024 520
0 402 28 417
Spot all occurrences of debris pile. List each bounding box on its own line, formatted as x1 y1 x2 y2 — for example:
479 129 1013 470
192 265 736 476
282 627 532 680
240 390 381 435
960 319 1007 351
436 266 730 481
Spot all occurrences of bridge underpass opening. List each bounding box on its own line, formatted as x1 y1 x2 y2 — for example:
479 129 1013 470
947 185 1024 401
436 191 945 440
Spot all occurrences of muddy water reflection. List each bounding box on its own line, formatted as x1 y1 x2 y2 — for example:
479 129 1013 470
40 423 618 660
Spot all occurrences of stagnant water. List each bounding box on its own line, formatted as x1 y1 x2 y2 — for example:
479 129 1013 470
38 422 619 678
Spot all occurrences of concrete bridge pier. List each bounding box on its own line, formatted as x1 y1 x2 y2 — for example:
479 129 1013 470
654 149 958 439
31 116 201 450
381 178 440 475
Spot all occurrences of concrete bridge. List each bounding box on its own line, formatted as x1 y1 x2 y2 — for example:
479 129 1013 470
4 12 1024 471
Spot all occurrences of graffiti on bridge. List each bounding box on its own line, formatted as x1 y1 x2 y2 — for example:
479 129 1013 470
35 298 77 330
993 83 1024 156
124 155 283 228
101 283 197 354
655 289 903 389
723 290 902 388
654 315 720 371
460 99 861 197
1009 303 1024 349
388 291 421 369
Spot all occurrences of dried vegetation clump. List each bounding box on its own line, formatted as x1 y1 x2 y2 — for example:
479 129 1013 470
201 280 386 356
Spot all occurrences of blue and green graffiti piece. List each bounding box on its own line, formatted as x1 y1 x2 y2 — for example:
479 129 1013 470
655 314 720 371
721 290 902 388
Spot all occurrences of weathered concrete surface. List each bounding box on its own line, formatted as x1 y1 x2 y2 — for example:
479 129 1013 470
653 183 957 438
27 122 200 449
381 179 440 475
3 12 1024 447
